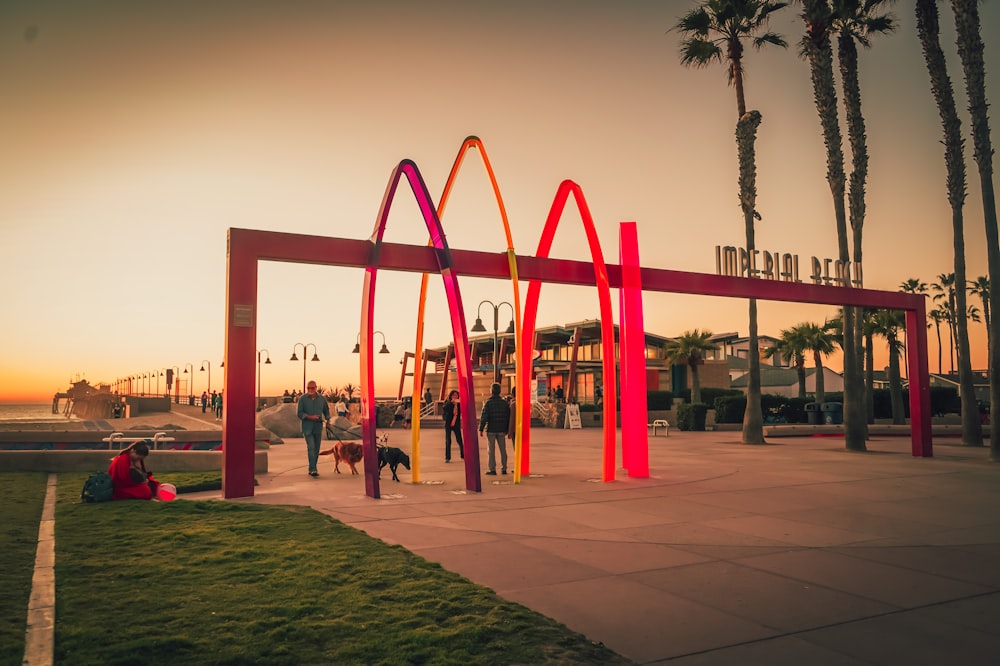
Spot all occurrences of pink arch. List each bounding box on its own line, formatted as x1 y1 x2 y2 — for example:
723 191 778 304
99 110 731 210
360 159 481 498
518 180 618 481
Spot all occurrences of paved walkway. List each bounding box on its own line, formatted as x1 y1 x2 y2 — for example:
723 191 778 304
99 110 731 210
180 422 1000 664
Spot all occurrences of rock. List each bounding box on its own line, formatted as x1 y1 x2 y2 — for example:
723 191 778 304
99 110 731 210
256 403 304 439
325 417 362 440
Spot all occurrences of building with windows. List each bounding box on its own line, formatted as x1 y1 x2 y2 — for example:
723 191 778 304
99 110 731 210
410 319 731 408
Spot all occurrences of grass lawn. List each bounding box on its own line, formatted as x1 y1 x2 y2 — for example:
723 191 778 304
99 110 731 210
54 473 631 665
0 472 48 665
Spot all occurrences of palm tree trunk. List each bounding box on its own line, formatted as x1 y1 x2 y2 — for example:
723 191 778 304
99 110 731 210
840 32 870 439
865 330 875 424
950 0 1000 459
918 0 982 445
801 1 865 450
888 335 905 425
814 352 826 404
934 319 943 374
797 357 807 398
737 111 765 444
690 361 702 405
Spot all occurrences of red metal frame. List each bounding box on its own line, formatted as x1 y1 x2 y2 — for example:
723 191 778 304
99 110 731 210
223 227 931 500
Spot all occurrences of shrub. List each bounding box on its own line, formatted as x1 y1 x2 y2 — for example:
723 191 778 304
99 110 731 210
714 395 746 423
679 388 742 405
779 397 813 424
647 390 673 410
929 386 959 416
578 403 599 412
677 403 708 431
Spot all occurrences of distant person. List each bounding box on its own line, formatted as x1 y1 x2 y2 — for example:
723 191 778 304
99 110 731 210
554 385 564 402
479 383 510 475
108 441 160 501
394 403 405 427
214 391 223 419
201 391 208 413
424 387 433 407
442 390 463 462
404 401 412 429
507 387 517 445
594 384 603 407
335 398 348 420
297 380 330 477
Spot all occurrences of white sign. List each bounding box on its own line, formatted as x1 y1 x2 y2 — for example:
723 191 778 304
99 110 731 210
564 403 582 430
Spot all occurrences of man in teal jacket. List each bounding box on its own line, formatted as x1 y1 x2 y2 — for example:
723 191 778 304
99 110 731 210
297 380 330 477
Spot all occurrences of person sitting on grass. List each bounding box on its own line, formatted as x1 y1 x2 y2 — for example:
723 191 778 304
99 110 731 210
108 441 160 501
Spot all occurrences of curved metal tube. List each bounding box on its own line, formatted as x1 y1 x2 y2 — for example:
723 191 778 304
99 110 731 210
361 159 481 498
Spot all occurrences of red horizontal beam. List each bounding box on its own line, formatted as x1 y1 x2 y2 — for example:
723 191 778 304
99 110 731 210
232 228 921 312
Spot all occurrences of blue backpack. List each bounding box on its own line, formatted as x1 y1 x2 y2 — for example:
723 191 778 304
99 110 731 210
81 471 114 503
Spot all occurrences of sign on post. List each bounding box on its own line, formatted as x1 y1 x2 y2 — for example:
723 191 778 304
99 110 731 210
564 403 582 429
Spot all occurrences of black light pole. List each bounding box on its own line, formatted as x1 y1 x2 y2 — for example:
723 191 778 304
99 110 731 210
183 363 194 404
352 331 391 355
290 343 319 394
256 349 271 411
471 300 515 384
200 359 212 394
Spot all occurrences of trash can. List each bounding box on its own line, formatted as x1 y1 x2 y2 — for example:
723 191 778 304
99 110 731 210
821 402 843 425
805 402 821 425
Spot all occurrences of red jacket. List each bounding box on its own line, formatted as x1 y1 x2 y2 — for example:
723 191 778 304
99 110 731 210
108 451 158 501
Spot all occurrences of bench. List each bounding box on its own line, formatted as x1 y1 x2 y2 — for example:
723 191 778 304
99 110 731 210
648 419 670 437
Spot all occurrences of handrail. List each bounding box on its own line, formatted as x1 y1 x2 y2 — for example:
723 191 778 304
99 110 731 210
102 431 177 450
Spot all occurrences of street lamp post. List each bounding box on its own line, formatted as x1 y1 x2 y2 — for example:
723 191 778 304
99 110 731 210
471 300 515 384
183 363 194 404
200 359 212 394
352 331 390 355
170 366 180 403
154 370 161 396
256 349 271 411
289 343 319 394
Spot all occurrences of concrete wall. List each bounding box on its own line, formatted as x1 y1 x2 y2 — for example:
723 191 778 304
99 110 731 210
0 449 268 473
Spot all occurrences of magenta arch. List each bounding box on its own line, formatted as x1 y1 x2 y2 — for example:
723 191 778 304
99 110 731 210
518 180 618 481
360 159 481 498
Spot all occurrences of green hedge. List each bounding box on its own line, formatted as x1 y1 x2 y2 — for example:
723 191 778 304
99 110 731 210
677 403 709 431
715 394 817 424
578 403 599 412
679 388 742 405
647 390 673 410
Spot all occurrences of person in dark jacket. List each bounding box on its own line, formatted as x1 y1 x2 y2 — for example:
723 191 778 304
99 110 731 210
442 390 464 462
479 383 510 475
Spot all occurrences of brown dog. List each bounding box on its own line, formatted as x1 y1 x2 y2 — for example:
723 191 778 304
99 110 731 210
319 441 364 475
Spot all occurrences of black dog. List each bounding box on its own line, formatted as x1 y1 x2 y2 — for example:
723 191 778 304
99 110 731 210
377 446 411 482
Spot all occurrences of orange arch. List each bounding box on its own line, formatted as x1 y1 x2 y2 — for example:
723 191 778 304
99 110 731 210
518 180 617 481
410 137 525 482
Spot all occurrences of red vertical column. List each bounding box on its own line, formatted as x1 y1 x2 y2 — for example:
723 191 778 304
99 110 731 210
905 298 933 457
619 223 649 477
222 229 260 498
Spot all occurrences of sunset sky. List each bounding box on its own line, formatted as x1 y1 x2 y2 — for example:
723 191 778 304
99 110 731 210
1 0 998 403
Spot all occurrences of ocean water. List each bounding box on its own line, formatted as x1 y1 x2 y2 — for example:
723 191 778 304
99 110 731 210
0 403 75 423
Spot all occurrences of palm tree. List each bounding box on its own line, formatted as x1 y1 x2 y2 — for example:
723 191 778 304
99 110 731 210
932 273 957 372
928 307 947 374
949 0 1000 459
968 276 990 347
801 322 837 404
798 0 864 450
831 2 895 425
675 0 788 446
900 278 928 295
664 330 720 405
765 325 808 398
870 310 907 425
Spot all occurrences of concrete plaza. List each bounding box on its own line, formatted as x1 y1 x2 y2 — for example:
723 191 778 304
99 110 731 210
192 418 1000 665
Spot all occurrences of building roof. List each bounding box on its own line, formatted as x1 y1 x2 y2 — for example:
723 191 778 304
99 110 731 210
730 365 820 388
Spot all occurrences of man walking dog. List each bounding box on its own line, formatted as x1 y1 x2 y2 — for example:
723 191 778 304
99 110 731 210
479 383 510 475
298 380 330 477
